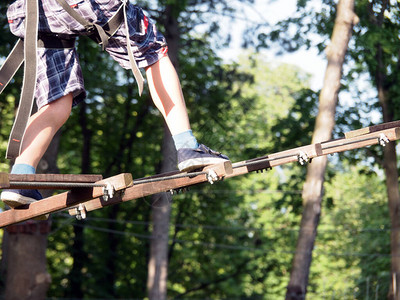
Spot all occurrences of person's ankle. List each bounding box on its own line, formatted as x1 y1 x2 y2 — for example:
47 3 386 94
11 163 36 174
172 130 199 150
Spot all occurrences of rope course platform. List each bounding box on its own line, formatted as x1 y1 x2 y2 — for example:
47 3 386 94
1 121 400 227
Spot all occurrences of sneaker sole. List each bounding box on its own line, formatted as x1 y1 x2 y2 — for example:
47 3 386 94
1 192 49 220
178 157 229 172
1 191 38 208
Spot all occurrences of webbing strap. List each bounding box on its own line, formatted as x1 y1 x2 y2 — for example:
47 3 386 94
55 0 109 48
55 0 144 94
6 0 39 159
0 37 74 96
122 1 144 95
0 39 24 95
38 34 76 49
55 0 93 28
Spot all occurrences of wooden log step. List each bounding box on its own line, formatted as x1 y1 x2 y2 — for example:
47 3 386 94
68 161 233 217
344 120 400 138
0 173 132 227
0 173 103 189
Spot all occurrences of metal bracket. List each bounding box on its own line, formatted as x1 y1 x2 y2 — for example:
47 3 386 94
379 133 390 147
297 151 309 166
206 169 219 184
169 187 189 195
75 204 87 220
102 182 115 201
256 168 271 173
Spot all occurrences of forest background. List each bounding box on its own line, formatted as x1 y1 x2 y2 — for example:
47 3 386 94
0 0 399 299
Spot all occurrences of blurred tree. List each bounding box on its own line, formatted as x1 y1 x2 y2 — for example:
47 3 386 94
353 2 400 298
285 1 358 299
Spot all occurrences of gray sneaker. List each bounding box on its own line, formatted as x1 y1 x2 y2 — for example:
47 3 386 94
177 144 229 172
1 189 49 220
1 189 43 208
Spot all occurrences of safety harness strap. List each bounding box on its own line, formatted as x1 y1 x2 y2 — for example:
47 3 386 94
54 0 144 95
6 0 39 159
0 39 24 96
38 34 76 49
55 0 109 48
122 1 144 95
0 35 75 96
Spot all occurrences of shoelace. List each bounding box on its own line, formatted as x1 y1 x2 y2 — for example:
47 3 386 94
196 145 222 156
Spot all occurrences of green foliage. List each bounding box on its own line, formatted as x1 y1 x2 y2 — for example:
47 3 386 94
261 1 399 298
312 163 390 299
0 1 397 299
167 171 299 298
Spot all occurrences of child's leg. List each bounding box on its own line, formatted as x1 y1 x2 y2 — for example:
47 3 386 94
145 55 229 171
1 94 73 207
15 93 73 169
145 55 191 136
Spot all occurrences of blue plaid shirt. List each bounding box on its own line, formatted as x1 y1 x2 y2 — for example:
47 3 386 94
7 0 167 108
8 0 126 37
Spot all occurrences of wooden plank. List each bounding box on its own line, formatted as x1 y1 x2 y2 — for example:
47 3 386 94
3 122 400 226
0 173 103 189
84 173 133 199
227 127 400 179
0 173 10 189
227 143 322 178
344 120 400 138
9 173 103 183
321 127 400 156
69 127 400 217
69 161 233 216
0 173 132 227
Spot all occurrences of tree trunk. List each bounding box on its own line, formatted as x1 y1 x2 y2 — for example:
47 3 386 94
2 129 61 300
375 47 400 300
285 1 357 299
147 126 175 300
3 224 51 300
146 4 181 300
65 101 91 299
382 133 400 300
366 1 400 297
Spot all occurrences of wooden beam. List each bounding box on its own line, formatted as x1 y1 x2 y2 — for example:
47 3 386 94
344 120 400 138
69 161 233 216
0 173 9 189
0 173 103 189
228 143 322 178
0 173 132 227
69 127 400 217
1 123 400 225
321 127 400 156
